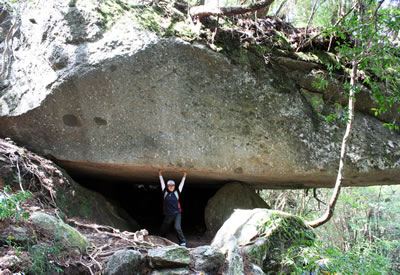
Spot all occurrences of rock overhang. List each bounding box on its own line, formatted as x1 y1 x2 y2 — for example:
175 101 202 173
1 0 400 189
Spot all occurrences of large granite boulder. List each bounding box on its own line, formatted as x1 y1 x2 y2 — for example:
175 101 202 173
212 209 315 274
204 183 270 234
0 0 399 188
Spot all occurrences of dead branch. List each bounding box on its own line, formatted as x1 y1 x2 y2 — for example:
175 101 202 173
274 0 287 17
189 0 275 19
305 0 319 39
313 188 326 208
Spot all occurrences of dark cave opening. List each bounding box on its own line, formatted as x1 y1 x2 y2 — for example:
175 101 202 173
70 175 221 244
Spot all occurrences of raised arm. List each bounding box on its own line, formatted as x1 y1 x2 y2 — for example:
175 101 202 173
178 172 187 193
159 169 166 191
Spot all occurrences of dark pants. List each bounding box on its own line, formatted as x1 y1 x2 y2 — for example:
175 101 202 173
160 213 186 244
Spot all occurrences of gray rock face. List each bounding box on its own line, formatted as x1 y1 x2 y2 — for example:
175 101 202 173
191 245 225 274
0 0 399 188
219 237 246 275
148 246 191 268
105 249 144 275
212 209 315 274
205 183 270 234
29 212 89 252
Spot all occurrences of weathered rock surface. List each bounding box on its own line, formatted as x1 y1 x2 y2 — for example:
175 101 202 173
55 170 140 232
148 246 191 268
205 183 270 234
0 225 31 246
105 249 144 275
29 212 89 252
0 0 399 188
191 245 225 274
105 245 223 275
0 138 140 232
212 208 315 274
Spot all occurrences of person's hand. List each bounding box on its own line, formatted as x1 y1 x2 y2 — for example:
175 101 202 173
159 169 163 176
183 171 187 177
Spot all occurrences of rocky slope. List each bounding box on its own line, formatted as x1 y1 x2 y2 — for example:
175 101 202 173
0 0 399 188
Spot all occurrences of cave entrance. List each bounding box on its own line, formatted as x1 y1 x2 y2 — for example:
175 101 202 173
71 175 221 245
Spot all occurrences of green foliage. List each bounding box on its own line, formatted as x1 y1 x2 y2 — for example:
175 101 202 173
25 241 65 274
260 185 400 273
0 186 31 221
309 0 400 129
250 213 316 273
281 239 394 274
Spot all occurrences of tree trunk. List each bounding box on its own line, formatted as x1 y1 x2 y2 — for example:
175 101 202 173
307 59 358 228
307 0 364 228
189 0 275 19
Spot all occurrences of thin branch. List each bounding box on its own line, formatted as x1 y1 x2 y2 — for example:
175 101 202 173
274 0 287 17
296 0 320 51
305 0 320 38
374 0 385 18
313 188 326 207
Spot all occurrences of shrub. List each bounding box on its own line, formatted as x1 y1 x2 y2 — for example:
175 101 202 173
0 186 31 221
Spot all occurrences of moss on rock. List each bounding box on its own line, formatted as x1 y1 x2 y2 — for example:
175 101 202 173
29 212 89 251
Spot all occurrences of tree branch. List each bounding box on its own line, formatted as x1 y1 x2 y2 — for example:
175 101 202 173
189 0 275 19
307 60 358 228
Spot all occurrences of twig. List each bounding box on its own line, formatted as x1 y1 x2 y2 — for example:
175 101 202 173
313 188 326 209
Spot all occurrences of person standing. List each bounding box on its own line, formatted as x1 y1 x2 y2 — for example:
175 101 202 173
159 169 187 246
